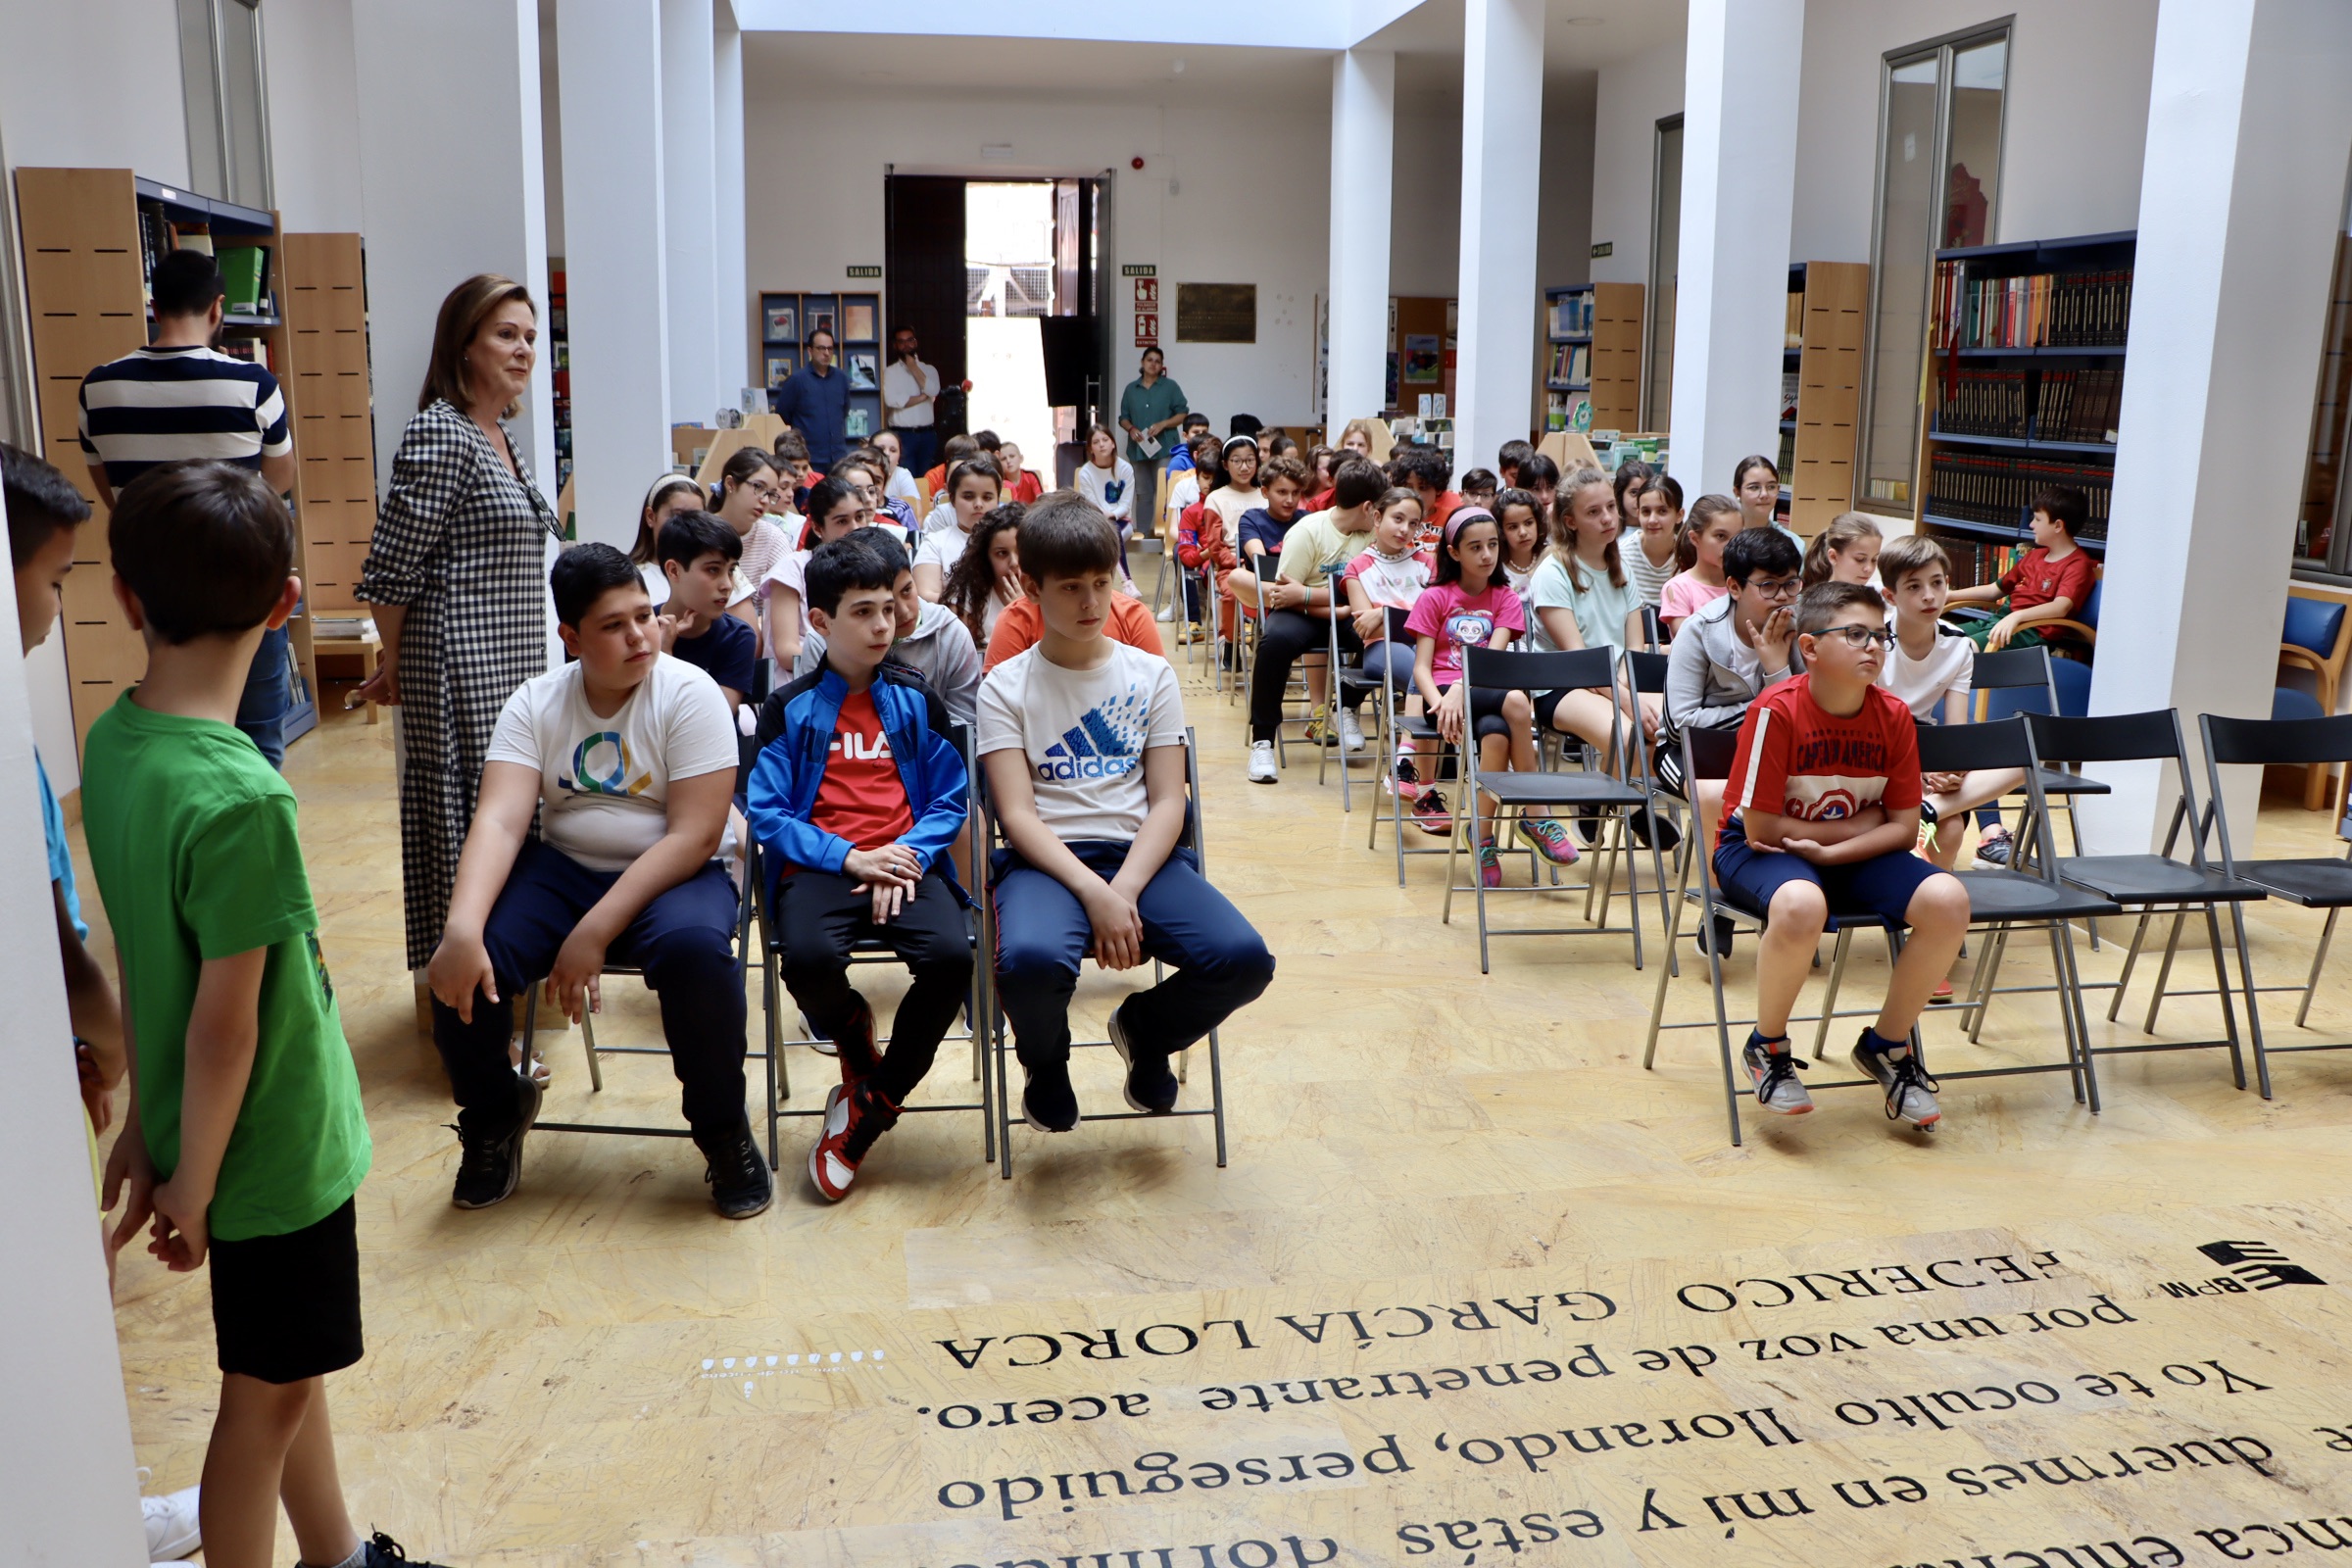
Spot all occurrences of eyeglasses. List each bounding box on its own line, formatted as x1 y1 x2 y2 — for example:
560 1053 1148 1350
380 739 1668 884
1814 624 1895 650
1749 576 1802 600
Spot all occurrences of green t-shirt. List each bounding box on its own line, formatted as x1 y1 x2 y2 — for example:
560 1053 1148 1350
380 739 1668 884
1528 551 1641 655
81 693 370 1242
1118 375 1188 465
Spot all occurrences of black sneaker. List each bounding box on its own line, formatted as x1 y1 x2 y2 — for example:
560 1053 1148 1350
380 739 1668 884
450 1070 541 1209
1021 1061 1081 1132
1629 806 1682 853
1852 1035 1942 1128
1694 912 1737 958
1973 832 2013 868
1107 1005 1178 1114
362 1530 452 1566
696 1117 774 1219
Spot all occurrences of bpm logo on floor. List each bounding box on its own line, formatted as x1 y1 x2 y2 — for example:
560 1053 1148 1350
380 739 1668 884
2161 1240 2327 1298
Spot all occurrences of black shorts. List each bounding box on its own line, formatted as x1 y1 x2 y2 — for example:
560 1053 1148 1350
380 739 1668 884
1435 682 1517 741
211 1196 363 1384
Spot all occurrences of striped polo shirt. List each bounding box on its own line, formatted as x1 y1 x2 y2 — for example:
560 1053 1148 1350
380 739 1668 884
77 343 291 489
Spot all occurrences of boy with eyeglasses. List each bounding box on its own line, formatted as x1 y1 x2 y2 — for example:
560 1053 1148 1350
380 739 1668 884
1714 582 1970 1130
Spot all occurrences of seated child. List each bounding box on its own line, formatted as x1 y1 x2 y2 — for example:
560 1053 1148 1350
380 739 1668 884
939 502 1027 653
1408 507 1578 882
1715 582 1970 1128
1945 484 2094 653
978 493 1275 1130
1230 454 1309 577
1244 457 1387 782
1800 511 1884 589
914 457 1004 601
1340 486 1441 822
1457 466 1499 513
764 474 872 683
84 462 441 1568
1626 473 1685 610
427 543 768 1218
795 525 982 727
1659 494 1743 637
1878 534 2020 872
748 538 974 1200
655 509 758 707
1494 485 1544 603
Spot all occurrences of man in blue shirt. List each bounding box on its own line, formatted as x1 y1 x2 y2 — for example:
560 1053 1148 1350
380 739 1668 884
774 328 851 466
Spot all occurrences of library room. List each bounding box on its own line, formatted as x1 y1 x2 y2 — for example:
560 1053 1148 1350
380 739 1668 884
9 2 2352 1564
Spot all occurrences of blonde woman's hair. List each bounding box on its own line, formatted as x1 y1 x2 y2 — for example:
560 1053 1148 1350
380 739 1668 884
1548 466 1625 592
1801 510 1885 588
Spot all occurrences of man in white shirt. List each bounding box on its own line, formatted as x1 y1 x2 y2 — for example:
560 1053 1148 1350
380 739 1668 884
882 326 944 479
425 543 769 1219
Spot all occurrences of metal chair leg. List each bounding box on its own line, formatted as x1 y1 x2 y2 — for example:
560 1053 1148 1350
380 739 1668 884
2299 906 2341 1027
2225 900 2272 1099
2108 910 2158 1021
2203 905 2253 1094
2140 910 2187 1035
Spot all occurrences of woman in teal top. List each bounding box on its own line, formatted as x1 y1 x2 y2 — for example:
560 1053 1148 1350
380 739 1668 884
1526 467 1676 848
1117 347 1188 530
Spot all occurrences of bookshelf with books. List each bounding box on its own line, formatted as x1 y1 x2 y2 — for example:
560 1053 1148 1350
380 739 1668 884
14 168 320 753
548 262 571 492
1544 284 1593 433
760 289 883 444
1919 230 2132 570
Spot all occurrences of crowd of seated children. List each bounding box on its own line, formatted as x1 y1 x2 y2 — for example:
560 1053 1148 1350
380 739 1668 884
1342 486 1441 820
1457 467 1499 514
426 542 768 1218
764 472 871 681
1623 469 1685 609
941 502 1027 651
1659 494 1743 637
793 527 982 729
655 510 758 709
921 432 979 514
1734 452 1804 549
1716 581 1969 1130
1406 507 1578 884
1389 444 1462 535
1494 485 1544 602
1801 511 1884 589
1525 466 1672 848
1243 457 1386 783
83 460 443 1567
747 536 976 1200
914 457 1004 602
770 427 815 509
977 492 1275 1132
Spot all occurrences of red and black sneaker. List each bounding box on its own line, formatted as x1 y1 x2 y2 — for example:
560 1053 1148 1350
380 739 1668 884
832 995 882 1086
808 1079 904 1201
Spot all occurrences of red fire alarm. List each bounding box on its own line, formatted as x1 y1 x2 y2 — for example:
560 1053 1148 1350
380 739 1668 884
1131 157 1146 171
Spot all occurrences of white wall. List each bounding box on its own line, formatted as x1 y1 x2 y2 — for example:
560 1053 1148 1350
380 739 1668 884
1589 33 1684 288
1390 93 1460 297
0 0 188 178
1790 0 2159 264
265 0 366 230
1538 72 1598 294
745 85 1333 428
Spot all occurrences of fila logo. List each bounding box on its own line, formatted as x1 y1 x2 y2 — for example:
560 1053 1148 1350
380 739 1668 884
830 730 892 761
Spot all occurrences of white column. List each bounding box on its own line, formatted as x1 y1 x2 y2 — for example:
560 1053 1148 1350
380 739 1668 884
0 512 145 1568
1327 47 1395 433
2085 0 2352 851
1452 0 1544 472
1665 0 1801 499
714 7 748 397
662 0 720 425
352 0 556 487
558 0 672 549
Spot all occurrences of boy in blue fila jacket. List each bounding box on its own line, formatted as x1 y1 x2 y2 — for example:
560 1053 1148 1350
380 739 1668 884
748 536 973 1200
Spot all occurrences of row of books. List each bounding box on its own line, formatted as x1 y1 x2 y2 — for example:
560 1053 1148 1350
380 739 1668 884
217 337 273 372
1547 292 1593 338
1545 342 1591 387
1934 367 2124 444
1933 538 2037 594
1932 263 2132 350
136 205 272 313
1780 371 1799 425
1926 452 2113 539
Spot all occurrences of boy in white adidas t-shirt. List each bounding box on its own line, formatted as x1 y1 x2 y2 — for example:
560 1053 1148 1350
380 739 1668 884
977 493 1275 1134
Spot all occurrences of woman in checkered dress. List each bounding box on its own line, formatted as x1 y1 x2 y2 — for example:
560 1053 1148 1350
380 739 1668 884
357 275 564 970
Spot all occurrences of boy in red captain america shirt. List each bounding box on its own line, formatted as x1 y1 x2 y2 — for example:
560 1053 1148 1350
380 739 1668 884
1715 582 1971 1129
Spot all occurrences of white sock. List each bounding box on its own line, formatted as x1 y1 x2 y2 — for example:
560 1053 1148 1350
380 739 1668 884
300 1544 367 1568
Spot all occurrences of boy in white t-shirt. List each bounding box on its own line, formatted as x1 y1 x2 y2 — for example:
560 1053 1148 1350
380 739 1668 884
426 543 769 1219
1878 533 2020 872
978 494 1276 1133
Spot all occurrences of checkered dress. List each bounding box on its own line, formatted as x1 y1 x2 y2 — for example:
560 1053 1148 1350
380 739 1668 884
358 400 562 969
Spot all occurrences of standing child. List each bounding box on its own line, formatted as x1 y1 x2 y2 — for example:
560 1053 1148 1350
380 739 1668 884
979 495 1275 1130
1626 473 1685 609
1659 494 1743 636
655 511 758 708
1073 425 1135 530
86 464 442 1568
749 538 974 1200
1801 511 1885 589
1408 508 1577 883
1715 583 1970 1128
913 457 1003 601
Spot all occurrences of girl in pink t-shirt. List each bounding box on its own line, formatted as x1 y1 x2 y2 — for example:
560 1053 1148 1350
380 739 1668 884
1405 508 1578 885
1658 493 1742 637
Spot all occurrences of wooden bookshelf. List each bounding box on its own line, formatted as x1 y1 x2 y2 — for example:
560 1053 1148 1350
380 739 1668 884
13 168 321 754
1388 296 1454 418
278 234 376 612
760 290 884 444
1917 230 2132 585
1788 260 1869 534
1587 282 1645 432
1543 284 1593 434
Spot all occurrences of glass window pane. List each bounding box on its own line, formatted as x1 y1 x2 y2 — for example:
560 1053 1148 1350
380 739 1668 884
177 0 224 200
1644 119 1682 432
220 0 270 210
1944 38 2005 247
1857 55 1939 513
2298 229 2352 565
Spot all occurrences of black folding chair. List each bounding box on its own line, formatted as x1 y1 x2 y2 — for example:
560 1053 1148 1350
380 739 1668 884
1639 603 1666 653
1447 646 1666 973
2167 711 2352 1082
1623 650 1685 937
1368 608 1454 886
2027 710 2271 1094
1318 599 1389 808
974 728 1232 1176
1971 647 2107 943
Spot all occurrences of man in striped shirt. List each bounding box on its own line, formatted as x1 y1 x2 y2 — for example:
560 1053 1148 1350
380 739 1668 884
80 248 298 764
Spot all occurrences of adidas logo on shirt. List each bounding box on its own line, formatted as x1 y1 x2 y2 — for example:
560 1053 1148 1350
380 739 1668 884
1039 703 1143 781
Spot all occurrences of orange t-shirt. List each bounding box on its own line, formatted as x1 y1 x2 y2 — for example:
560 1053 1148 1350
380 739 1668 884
811 689 914 851
984 593 1167 669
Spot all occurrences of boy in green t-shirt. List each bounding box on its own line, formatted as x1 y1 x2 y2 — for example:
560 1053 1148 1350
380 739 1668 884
85 463 441 1568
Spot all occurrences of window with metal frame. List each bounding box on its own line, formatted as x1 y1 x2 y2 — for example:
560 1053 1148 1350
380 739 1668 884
1642 115 1683 434
177 0 272 211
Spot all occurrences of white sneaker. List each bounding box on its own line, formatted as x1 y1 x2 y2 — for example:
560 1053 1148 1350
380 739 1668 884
1247 740 1278 783
1338 708 1365 753
1155 605 1175 621
143 1483 201 1560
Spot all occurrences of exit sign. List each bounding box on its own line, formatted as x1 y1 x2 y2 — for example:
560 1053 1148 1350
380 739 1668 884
1591 242 1613 259
1121 264 1156 277
846 265 882 278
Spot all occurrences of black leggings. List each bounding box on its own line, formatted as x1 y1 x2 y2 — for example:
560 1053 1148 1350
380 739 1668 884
1250 609 1361 742
1437 682 1517 742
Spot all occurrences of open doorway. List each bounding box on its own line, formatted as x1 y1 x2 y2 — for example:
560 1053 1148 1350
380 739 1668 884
965 182 1058 490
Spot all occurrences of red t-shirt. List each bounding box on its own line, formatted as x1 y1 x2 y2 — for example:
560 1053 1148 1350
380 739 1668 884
811 689 913 852
1999 545 2094 617
1003 469 1045 506
1719 675 1922 851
